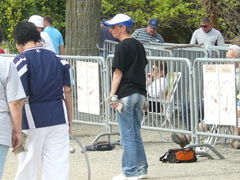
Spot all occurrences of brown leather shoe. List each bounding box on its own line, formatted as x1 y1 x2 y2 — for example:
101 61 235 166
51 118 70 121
231 140 240 149
171 133 190 148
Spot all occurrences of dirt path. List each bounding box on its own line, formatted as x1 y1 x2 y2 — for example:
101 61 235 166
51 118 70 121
2 123 240 180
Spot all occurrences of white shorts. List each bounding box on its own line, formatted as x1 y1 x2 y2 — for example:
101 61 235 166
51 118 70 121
15 124 69 180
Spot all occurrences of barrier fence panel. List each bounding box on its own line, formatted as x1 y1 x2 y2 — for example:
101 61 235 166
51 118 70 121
103 40 118 59
1 54 107 127
104 55 194 139
190 58 240 157
172 47 208 62
59 56 107 126
144 45 172 57
205 46 229 58
3 52 239 158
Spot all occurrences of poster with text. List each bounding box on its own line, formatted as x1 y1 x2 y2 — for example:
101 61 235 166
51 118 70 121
77 61 100 115
203 65 220 124
219 64 236 125
203 64 236 125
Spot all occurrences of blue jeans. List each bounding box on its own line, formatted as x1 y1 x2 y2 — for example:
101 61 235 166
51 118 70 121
116 93 148 177
0 145 9 179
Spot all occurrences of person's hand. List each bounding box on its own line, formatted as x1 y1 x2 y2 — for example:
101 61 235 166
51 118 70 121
12 131 21 153
110 101 124 113
143 101 149 110
147 73 151 78
69 124 73 134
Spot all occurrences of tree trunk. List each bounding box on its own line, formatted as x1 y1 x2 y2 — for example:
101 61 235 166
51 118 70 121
65 0 101 56
202 0 219 30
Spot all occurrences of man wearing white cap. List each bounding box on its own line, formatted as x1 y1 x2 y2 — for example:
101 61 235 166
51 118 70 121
132 18 164 44
28 15 56 53
104 14 149 180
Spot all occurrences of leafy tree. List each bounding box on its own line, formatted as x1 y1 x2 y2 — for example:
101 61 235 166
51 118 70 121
65 0 101 55
0 0 65 53
101 0 240 43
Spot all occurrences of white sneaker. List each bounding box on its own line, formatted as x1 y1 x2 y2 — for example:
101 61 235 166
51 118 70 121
139 174 150 179
113 173 139 180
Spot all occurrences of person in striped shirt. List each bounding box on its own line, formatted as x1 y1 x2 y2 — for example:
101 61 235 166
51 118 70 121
131 18 164 44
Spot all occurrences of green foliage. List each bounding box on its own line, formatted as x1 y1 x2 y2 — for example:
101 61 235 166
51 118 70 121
0 0 65 53
1 0 240 52
101 0 206 43
101 0 240 43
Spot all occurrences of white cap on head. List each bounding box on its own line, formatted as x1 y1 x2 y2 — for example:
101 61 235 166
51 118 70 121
28 15 44 28
103 13 133 28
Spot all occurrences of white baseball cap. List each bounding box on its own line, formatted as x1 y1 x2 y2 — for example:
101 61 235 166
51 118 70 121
28 15 44 28
103 13 133 28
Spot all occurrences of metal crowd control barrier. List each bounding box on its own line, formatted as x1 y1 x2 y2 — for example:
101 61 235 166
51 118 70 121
59 55 107 126
2 52 239 159
205 45 229 58
103 40 118 59
102 55 194 139
188 57 240 159
144 45 173 57
1 54 107 127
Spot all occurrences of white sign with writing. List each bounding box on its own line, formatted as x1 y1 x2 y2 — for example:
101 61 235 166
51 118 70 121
77 61 100 115
203 64 236 125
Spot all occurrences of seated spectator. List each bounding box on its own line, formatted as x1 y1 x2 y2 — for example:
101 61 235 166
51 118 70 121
226 45 240 149
147 61 168 112
172 45 240 148
132 18 164 44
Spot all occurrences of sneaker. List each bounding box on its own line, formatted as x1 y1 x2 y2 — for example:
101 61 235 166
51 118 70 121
171 133 190 148
231 140 240 149
139 174 150 179
112 173 139 180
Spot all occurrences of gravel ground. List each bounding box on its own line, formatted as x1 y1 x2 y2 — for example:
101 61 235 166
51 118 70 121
2 123 240 180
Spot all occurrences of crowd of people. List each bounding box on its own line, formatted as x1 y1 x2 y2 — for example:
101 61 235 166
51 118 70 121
0 13 239 180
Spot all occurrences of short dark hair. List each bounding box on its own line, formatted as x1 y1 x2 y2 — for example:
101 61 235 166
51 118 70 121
201 17 210 24
0 26 3 44
43 15 53 25
14 21 41 45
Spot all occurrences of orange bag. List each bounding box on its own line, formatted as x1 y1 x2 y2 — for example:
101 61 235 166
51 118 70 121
159 148 197 163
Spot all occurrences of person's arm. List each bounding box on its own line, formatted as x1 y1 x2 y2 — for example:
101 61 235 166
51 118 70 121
190 31 197 45
59 45 65 55
64 85 72 133
110 68 122 96
217 32 225 46
8 99 25 152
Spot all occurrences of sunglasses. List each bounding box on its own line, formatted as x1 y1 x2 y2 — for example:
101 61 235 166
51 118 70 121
109 24 123 29
200 25 209 28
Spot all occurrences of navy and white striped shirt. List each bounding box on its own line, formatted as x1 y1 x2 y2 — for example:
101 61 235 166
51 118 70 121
131 28 164 44
14 47 70 129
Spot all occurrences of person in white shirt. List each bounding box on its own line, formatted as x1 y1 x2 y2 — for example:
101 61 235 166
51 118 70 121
28 15 56 53
190 17 225 46
147 61 168 112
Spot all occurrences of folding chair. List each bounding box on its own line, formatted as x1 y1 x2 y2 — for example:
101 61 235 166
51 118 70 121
161 72 182 128
143 72 181 129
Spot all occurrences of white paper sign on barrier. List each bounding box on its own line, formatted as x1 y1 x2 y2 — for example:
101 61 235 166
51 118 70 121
203 64 236 125
76 61 100 115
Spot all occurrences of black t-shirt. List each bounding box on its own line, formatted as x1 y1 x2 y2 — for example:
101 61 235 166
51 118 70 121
112 38 148 99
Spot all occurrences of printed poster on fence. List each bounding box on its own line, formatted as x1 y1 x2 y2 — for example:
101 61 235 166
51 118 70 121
76 61 100 115
203 64 236 125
